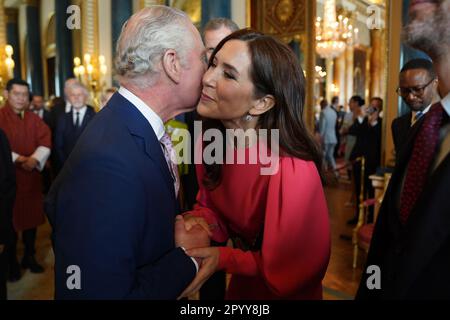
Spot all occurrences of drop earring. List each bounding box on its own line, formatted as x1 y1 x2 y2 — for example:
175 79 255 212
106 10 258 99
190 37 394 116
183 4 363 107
244 114 253 122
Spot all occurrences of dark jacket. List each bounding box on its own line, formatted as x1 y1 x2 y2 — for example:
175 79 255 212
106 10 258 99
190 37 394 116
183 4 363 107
54 106 95 169
45 93 196 299
0 128 15 245
356 108 450 299
391 112 412 158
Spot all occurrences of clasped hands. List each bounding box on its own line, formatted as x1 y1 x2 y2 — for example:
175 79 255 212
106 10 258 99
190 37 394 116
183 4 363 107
16 155 38 172
174 214 219 299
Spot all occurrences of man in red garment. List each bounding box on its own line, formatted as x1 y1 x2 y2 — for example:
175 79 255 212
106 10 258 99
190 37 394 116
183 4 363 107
0 79 51 282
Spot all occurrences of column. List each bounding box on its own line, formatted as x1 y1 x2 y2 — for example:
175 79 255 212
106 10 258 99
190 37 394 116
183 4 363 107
201 0 231 28
55 0 74 96
231 0 248 28
325 58 334 102
345 45 354 108
384 0 403 167
23 1 44 95
334 53 346 105
370 29 384 99
111 0 132 55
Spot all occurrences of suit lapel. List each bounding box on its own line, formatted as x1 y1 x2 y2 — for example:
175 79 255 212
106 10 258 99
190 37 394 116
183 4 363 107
396 154 450 296
109 93 175 198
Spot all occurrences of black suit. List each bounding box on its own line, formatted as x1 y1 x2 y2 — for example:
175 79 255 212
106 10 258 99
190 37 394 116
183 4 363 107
54 106 95 171
0 128 16 300
391 113 413 158
349 118 382 220
356 106 450 299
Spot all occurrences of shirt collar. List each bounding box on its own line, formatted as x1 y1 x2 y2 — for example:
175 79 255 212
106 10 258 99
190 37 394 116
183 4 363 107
73 106 87 116
118 87 165 141
441 92 450 117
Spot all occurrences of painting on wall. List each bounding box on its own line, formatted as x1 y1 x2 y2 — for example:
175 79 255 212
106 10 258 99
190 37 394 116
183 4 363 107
353 47 368 100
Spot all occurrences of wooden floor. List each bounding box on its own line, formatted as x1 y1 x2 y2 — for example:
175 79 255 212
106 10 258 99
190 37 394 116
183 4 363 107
7 175 365 300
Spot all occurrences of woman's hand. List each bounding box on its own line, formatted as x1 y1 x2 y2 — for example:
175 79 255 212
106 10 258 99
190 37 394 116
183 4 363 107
183 215 213 237
178 247 220 299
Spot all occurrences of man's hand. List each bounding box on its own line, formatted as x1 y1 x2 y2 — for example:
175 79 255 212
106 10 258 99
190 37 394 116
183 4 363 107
178 247 220 299
368 111 379 126
21 157 38 172
15 155 27 164
0 244 5 254
175 215 210 267
183 214 213 237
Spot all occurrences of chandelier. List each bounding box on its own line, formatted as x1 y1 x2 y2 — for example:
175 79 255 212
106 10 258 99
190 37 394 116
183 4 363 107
73 53 108 108
315 0 358 59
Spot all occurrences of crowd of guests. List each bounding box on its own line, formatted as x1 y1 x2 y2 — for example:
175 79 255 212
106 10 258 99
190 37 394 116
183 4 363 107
315 94 383 225
0 77 117 299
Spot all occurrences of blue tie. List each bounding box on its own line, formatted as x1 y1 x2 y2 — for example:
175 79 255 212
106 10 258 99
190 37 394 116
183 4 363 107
414 111 424 122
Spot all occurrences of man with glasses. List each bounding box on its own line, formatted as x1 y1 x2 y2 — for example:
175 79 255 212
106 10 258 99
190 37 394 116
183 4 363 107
357 0 450 300
392 59 439 156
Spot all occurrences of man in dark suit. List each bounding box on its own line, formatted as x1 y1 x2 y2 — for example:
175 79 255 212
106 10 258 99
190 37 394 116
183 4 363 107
357 0 450 299
54 82 95 170
392 59 438 157
0 128 16 300
347 98 383 225
45 6 209 299
29 94 51 127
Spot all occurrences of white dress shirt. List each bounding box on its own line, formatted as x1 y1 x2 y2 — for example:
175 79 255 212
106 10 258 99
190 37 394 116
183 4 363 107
411 104 432 126
117 87 199 273
33 109 44 119
12 147 50 172
72 106 88 126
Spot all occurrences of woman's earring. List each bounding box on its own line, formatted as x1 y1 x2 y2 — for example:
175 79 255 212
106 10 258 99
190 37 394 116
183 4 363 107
245 114 253 122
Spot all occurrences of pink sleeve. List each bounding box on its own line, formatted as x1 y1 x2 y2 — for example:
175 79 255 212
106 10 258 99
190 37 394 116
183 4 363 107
217 158 331 297
183 164 229 243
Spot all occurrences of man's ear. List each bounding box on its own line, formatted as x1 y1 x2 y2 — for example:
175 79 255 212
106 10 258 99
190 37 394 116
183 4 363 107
3 90 8 100
249 95 275 116
162 49 182 84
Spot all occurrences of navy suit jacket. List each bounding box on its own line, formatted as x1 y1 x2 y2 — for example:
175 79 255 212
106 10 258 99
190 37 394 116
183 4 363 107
54 106 96 169
45 92 196 299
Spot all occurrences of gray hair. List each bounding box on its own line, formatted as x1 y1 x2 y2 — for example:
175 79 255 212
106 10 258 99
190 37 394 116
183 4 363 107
203 18 239 35
115 6 194 88
66 82 89 98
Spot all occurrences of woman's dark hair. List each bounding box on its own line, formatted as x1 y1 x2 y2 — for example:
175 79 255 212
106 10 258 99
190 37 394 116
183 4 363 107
202 29 324 189
350 95 365 107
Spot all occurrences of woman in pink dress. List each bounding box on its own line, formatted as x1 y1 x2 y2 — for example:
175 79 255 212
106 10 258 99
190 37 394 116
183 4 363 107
181 29 330 300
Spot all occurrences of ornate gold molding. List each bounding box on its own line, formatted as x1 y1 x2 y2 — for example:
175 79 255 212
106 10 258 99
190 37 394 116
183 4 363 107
252 0 306 43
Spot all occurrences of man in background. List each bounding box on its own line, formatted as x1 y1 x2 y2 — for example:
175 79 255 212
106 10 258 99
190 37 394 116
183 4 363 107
54 82 95 169
357 0 450 299
392 59 438 157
